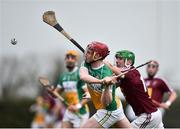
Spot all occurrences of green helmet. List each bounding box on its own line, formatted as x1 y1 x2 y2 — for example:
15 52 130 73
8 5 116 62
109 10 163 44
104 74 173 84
115 50 135 65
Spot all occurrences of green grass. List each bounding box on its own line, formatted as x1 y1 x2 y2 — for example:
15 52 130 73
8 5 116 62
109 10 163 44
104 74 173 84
0 99 34 127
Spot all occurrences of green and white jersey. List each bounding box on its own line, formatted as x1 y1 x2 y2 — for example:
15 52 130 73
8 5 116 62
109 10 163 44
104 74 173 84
57 67 87 114
81 62 121 111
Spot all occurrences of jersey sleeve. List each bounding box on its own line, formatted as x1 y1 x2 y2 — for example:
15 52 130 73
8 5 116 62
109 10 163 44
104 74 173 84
101 65 114 91
161 79 173 93
102 65 113 78
77 68 87 90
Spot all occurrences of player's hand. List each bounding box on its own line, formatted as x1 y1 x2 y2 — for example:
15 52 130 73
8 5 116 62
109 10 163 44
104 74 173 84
68 105 80 113
102 76 117 86
159 102 170 109
102 77 112 86
111 76 118 83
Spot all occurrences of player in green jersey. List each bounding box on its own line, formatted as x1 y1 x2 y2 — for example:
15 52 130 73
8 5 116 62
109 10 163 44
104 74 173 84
51 50 89 128
79 41 131 128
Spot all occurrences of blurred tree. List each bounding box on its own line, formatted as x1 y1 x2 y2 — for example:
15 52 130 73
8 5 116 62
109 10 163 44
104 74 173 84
0 55 39 99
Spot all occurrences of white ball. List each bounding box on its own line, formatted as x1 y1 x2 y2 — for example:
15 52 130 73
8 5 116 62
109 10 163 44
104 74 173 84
11 38 17 45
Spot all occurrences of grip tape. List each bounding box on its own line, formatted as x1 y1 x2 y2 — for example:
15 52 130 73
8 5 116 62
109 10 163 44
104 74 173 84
53 23 63 32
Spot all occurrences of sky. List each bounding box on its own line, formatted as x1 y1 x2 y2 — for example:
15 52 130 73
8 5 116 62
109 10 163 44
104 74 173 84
1 0 180 89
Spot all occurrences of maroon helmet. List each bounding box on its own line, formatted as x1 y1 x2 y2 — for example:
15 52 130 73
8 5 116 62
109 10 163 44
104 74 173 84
87 41 110 60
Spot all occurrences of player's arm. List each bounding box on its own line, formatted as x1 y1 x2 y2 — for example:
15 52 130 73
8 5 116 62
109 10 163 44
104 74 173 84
101 77 113 107
161 90 177 109
166 90 177 106
103 60 122 75
78 84 89 107
160 81 177 109
151 99 162 107
152 91 177 109
101 86 112 107
80 67 103 84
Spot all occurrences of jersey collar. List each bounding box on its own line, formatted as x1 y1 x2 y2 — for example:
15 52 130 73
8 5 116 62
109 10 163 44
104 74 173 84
91 64 104 70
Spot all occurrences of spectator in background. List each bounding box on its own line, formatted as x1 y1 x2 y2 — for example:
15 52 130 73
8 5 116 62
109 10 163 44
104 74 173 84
51 50 89 128
30 94 65 128
30 96 46 128
43 95 56 128
144 60 177 117
52 99 66 128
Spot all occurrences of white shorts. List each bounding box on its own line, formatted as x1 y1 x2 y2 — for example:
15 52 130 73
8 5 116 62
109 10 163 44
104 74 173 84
45 113 56 125
31 122 45 128
159 107 166 117
125 104 137 122
131 109 164 128
62 109 89 128
93 106 126 128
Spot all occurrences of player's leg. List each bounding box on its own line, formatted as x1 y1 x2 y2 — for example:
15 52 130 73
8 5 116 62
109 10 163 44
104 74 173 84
80 111 89 126
81 108 113 128
146 109 164 128
113 117 132 128
44 112 56 127
80 117 103 128
131 112 153 128
131 109 164 128
81 107 131 128
70 111 89 128
125 104 137 121
61 109 73 128
61 121 73 128
110 106 132 128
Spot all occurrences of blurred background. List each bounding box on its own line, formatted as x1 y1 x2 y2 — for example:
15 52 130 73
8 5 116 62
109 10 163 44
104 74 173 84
0 0 180 127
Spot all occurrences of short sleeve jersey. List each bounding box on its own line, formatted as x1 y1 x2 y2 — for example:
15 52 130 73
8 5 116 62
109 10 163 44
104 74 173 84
118 67 157 116
57 67 87 114
144 77 173 103
81 62 121 111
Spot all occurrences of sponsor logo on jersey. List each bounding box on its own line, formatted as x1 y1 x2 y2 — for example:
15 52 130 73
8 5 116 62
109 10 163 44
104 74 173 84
62 81 77 92
88 83 102 93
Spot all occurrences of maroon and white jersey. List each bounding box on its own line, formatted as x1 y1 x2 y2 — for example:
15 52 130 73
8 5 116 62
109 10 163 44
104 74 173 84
118 67 157 116
144 77 173 103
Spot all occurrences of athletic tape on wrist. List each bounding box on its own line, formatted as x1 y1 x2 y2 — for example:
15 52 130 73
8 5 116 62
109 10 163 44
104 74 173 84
76 103 82 109
165 101 172 106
